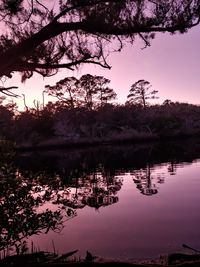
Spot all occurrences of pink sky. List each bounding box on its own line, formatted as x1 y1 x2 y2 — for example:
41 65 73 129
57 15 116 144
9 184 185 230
4 26 200 109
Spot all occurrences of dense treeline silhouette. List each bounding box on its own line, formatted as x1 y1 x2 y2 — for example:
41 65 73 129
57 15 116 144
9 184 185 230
1 90 200 146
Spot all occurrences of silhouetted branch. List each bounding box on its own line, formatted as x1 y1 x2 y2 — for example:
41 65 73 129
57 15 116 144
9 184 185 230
0 86 19 97
16 59 111 72
0 0 199 79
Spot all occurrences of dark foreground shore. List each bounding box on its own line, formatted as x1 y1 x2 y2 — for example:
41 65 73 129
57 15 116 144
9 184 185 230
11 262 200 267
2 259 200 267
2 251 200 267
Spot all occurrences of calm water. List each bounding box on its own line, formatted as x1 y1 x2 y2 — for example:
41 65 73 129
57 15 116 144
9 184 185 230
2 140 200 260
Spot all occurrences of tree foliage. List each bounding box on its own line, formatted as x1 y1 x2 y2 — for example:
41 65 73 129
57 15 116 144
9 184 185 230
0 0 199 90
45 77 82 109
45 74 116 109
127 79 158 107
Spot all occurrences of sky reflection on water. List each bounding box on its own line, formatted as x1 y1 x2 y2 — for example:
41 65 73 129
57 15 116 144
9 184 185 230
1 141 200 260
28 159 200 260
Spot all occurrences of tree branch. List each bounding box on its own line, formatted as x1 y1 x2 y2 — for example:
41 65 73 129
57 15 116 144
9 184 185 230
0 1 199 79
0 86 19 97
80 18 200 35
53 0 121 22
15 59 111 72
0 21 83 77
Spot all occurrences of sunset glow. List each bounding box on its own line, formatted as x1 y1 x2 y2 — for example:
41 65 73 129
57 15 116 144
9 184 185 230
5 27 200 110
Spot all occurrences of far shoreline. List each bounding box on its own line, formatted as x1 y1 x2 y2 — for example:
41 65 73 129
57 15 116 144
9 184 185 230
15 132 200 152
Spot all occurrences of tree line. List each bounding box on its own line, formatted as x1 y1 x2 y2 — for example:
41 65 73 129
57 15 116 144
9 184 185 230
44 75 158 109
0 74 199 145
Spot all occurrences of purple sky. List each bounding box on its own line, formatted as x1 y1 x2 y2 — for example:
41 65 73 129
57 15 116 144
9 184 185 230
5 25 200 109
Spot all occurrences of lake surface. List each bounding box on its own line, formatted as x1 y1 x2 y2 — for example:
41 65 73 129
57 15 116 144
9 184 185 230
1 139 200 260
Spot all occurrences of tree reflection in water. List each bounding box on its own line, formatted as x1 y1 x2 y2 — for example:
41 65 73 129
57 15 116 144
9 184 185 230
168 161 177 175
2 141 197 254
50 172 122 210
132 164 165 196
0 148 123 253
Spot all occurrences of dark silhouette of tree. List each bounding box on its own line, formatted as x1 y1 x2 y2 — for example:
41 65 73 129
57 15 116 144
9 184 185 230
163 99 174 106
45 77 83 109
127 80 158 107
79 74 117 109
77 74 98 110
0 0 199 91
95 77 117 107
45 74 116 110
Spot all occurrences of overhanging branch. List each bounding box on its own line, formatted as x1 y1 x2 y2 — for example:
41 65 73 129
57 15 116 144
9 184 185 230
0 86 19 97
0 0 199 79
53 0 121 22
15 59 111 73
80 18 200 35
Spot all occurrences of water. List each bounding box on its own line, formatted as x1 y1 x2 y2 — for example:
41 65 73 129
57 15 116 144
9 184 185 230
2 139 200 260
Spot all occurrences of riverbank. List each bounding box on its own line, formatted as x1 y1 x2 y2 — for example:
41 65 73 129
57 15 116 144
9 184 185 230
15 134 157 151
15 132 200 151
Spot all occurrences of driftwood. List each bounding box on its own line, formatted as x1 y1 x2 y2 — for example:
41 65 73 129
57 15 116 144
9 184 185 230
167 253 200 265
182 244 200 254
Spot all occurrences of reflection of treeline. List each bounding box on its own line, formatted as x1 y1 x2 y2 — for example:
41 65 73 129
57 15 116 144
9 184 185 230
16 140 200 178
16 139 200 197
2 96 200 145
132 164 165 196
1 139 200 251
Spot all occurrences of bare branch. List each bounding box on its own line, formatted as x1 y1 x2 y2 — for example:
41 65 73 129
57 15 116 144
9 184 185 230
0 86 19 97
138 33 151 49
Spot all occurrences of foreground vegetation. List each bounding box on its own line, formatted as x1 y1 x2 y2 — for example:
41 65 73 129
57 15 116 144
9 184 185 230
2 249 200 267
